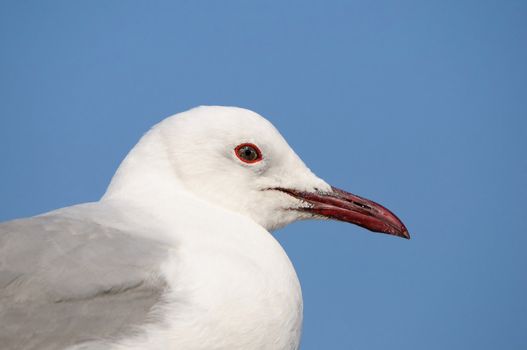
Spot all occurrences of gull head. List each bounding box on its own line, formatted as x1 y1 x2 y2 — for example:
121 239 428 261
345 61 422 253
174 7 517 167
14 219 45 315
105 106 409 238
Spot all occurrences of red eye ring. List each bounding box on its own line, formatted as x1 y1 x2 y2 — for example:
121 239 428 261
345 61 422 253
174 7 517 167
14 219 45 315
234 143 263 164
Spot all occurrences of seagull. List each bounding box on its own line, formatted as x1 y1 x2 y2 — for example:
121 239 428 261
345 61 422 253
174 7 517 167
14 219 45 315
0 106 409 350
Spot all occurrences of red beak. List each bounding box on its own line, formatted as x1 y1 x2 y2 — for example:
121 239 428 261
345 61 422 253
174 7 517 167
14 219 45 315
277 186 410 239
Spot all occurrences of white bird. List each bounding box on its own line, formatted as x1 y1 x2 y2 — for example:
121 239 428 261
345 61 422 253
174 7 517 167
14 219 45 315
0 106 409 350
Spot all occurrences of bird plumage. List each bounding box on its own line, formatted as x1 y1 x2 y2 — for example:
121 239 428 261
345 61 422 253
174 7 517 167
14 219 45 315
0 106 408 349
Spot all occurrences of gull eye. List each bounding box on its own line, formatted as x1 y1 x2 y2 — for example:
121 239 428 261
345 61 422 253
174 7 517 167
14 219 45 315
235 143 262 163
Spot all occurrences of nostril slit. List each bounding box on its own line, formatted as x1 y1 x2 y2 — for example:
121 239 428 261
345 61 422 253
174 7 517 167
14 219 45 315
353 201 372 210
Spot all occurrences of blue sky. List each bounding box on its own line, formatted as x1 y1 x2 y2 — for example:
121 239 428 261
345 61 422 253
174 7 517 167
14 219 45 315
1 1 526 349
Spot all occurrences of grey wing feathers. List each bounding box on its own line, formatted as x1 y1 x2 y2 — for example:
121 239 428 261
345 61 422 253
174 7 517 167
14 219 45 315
0 214 168 350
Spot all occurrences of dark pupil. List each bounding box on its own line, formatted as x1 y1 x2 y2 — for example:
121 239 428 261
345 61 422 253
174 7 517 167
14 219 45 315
240 146 257 160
